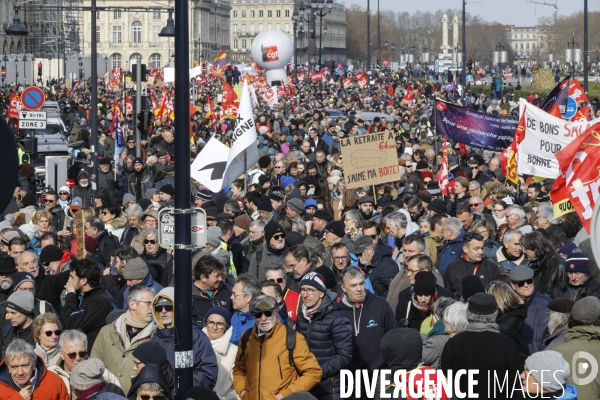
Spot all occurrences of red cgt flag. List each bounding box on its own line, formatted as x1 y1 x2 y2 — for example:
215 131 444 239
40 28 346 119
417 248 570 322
222 82 238 109
570 79 589 104
571 106 590 122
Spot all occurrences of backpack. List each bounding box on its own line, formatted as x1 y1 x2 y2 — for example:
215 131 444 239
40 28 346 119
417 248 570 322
226 70 233 78
98 232 120 256
238 321 298 372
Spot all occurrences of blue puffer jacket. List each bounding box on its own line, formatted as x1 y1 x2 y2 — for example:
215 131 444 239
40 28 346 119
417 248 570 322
296 291 353 396
436 229 465 276
523 290 551 355
363 245 401 298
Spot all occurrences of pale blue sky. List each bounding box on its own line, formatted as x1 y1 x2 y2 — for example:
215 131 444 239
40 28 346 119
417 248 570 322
340 0 600 26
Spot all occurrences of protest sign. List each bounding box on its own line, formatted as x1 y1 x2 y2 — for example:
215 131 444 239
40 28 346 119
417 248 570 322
517 103 595 178
340 131 400 189
435 100 517 152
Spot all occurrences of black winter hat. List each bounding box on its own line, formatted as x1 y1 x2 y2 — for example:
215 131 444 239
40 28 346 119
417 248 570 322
468 293 498 315
315 265 337 289
257 195 273 212
264 222 285 243
460 275 485 300
413 271 436 296
427 198 448 215
39 245 63 264
132 341 169 366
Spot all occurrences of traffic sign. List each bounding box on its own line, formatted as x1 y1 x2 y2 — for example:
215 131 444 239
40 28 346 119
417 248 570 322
158 207 207 250
561 96 577 119
19 111 46 120
466 75 474 82
21 87 45 111
19 120 46 129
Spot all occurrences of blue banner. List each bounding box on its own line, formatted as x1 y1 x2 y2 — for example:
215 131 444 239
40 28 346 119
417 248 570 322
435 100 518 152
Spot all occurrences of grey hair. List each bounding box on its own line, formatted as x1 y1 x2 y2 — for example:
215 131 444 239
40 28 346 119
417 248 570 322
506 205 526 225
237 274 262 298
426 149 435 156
490 157 500 167
264 262 286 279
249 219 266 232
466 310 499 324
469 181 481 190
128 286 155 303
292 218 307 235
289 150 305 161
340 267 365 287
387 211 408 229
538 204 558 225
443 217 463 236
138 382 163 394
143 228 158 241
5 339 36 363
443 302 468 333
434 297 457 319
502 228 522 244
17 251 37 267
58 330 88 352
548 310 570 335
146 155 158 165
344 210 365 228
125 204 144 219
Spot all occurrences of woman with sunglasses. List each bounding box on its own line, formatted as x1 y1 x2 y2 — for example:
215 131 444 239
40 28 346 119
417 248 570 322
141 229 169 284
57 186 71 207
32 313 62 366
99 203 127 241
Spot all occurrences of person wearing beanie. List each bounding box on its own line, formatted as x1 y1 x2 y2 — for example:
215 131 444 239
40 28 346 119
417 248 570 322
186 386 220 400
295 271 353 398
72 169 93 206
197 226 230 269
285 198 306 220
247 155 272 185
98 154 122 205
321 221 355 269
441 293 523 399
544 298 576 350
522 351 576 399
460 275 485 301
554 250 600 301
194 189 213 209
233 214 252 250
509 265 551 355
397 271 437 332
120 257 163 311
70 358 125 399
0 256 16 302
0 339 70 400
148 287 218 391
39 244 71 276
158 184 175 207
127 364 171 400
257 195 278 224
2 291 36 353
248 222 288 280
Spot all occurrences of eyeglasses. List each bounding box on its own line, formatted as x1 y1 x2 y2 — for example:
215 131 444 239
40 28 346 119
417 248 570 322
59 192 69 196
494 208 505 212
43 199 54 203
42 262 51 267
155 305 173 312
253 311 273 319
300 287 318 294
333 256 348 261
272 234 285 240
268 278 284 284
127 141 135 144
136 300 153 306
140 395 164 400
207 320 226 329
469 203 481 208
406 269 421 275
144 239 157 244
517 279 534 287
64 351 88 360
44 330 61 337
405 165 412 168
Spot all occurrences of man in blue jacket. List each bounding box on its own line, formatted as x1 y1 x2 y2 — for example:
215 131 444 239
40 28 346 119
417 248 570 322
436 217 465 276
229 275 262 345
353 235 399 298
121 257 163 309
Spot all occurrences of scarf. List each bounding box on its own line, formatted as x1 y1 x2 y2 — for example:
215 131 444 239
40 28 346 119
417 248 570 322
267 242 289 257
427 319 448 339
411 293 432 313
78 382 106 400
121 311 149 348
464 321 499 333
501 247 521 262
301 300 321 320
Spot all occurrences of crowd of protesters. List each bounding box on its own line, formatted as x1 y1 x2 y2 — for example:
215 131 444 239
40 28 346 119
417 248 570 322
0 64 598 400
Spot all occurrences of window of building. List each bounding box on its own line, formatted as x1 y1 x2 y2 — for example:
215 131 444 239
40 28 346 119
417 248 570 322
526 43 529 49
233 10 237 18
276 10 280 17
152 26 160 43
96 12 100 19
532 34 536 39
241 24 246 33
526 34 529 39
96 26 100 42
520 43 523 49
259 10 263 17
113 9 121 19
250 24 255 34
259 23 263 32
233 39 238 49
514 44 518 49
112 26 122 43
526 51 530 57
132 21 142 43
267 10 272 17
233 24 238 33
111 53 121 68
520 34 523 39
150 53 161 68
242 10 246 18
284 23 289 33
250 10 255 17
532 43 536 49
242 39 247 49
285 10 290 17
153 10 160 19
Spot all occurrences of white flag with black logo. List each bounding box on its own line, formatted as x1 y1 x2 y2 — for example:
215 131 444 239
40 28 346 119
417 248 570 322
191 78 258 192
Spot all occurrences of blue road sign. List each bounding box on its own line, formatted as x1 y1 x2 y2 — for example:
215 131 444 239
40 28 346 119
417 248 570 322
561 96 577 119
21 87 45 111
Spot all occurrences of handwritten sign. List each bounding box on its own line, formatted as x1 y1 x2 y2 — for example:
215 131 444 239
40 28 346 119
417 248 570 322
340 131 400 189
74 210 86 259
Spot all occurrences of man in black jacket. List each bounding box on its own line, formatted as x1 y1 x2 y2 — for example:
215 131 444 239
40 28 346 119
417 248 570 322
554 251 600 301
353 235 399 298
521 231 565 298
44 191 66 233
64 258 113 348
97 158 121 204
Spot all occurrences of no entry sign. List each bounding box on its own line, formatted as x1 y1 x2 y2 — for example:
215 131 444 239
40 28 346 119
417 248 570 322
21 86 45 111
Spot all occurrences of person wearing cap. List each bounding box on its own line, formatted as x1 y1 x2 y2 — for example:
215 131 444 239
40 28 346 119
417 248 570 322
521 350 577 399
520 231 565 297
248 222 288 280
232 295 322 400
295 272 352 398
322 221 355 269
554 297 600 398
357 196 378 222
69 358 125 399
0 256 16 302
352 234 399 298
509 265 551 354
97 157 121 204
72 169 93 207
1 291 36 353
543 298 575 350
127 158 151 201
0 339 70 400
91 286 157 393
554 250 600 301
310 209 331 242
441 293 523 398
150 287 218 389
444 231 503 297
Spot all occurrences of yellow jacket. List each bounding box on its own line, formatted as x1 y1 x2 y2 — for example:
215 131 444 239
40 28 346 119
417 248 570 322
232 320 322 400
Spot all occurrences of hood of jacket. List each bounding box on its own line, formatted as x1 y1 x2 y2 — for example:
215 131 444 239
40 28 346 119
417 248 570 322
153 287 175 329
126 364 170 398
110 213 127 230
449 228 466 245
0 355 46 391
564 325 600 342
380 328 422 371
372 244 393 264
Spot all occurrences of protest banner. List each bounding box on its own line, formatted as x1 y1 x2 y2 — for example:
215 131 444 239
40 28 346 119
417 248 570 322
435 100 517 151
340 131 399 189
74 210 86 259
517 103 596 178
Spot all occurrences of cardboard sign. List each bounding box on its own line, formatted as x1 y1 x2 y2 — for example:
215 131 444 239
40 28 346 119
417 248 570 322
340 131 400 189
74 210 86 259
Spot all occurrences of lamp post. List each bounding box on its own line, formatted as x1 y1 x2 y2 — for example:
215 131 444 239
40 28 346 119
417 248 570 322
495 40 504 77
366 0 370 71
15 57 19 85
292 9 298 80
567 33 578 81
584 0 588 92
391 42 396 66
311 0 333 67
22 55 26 85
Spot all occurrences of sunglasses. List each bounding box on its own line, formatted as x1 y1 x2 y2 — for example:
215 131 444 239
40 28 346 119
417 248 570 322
469 203 481 208
100 211 109 215
140 396 164 400
64 351 88 360
44 330 61 337
253 311 273 319
145 239 157 244
127 141 135 144
423 180 432 184
272 234 285 240
42 262 51 267
59 192 69 195
517 279 534 287
155 305 173 312
43 199 54 203
268 278 284 284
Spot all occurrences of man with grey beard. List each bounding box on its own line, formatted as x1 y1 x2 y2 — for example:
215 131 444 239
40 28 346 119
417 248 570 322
0 256 16 302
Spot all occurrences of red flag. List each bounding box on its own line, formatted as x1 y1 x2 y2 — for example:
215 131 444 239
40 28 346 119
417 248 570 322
205 97 216 121
569 79 589 104
125 96 133 116
547 103 563 119
402 84 414 104
458 143 469 157
189 101 197 141
356 75 367 88
155 87 168 118
310 72 323 82
436 136 449 195
222 82 238 109
570 106 590 122
506 111 526 184
222 101 239 120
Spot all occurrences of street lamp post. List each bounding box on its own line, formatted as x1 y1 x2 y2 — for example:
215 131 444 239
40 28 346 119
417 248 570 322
495 40 504 77
15 57 19 85
366 0 370 71
567 33 578 81
22 55 26 85
292 9 298 80
584 0 588 92
312 0 333 66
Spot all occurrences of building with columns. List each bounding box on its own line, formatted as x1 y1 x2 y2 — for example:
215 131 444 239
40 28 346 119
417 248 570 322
229 0 347 66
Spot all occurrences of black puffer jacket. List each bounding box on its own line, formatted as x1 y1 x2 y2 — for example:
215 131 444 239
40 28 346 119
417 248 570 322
553 274 600 301
296 291 353 396
529 250 564 298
